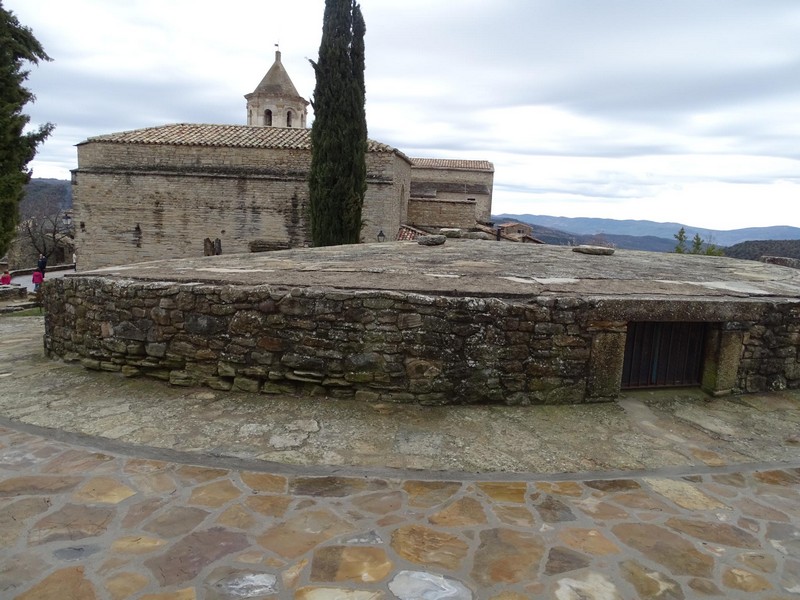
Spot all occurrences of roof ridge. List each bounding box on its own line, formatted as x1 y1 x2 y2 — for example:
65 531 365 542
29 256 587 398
81 123 405 157
411 157 494 171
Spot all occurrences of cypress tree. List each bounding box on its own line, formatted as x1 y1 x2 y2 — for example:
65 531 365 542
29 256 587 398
308 0 367 246
0 2 54 257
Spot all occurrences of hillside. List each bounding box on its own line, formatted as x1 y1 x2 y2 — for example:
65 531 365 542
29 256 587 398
494 214 800 247
724 240 800 261
21 178 72 219
523 222 678 252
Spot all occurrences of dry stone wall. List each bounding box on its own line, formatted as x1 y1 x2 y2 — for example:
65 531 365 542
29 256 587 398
737 301 800 392
42 277 800 404
43 276 600 405
0 285 27 302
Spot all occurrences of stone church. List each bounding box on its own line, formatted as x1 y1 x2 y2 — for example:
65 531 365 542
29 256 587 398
72 51 494 271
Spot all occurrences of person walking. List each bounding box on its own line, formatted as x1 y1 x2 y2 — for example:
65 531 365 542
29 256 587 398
1 270 11 285
37 253 47 274
32 269 44 292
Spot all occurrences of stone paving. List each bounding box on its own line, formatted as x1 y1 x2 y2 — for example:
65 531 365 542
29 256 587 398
2 423 800 599
1 313 800 598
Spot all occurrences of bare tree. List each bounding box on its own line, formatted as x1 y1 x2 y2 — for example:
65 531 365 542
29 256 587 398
19 200 73 264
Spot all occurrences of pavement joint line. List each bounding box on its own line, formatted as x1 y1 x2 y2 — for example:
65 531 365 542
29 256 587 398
2 415 799 483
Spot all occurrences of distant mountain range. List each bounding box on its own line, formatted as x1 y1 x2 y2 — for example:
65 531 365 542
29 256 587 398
493 214 800 251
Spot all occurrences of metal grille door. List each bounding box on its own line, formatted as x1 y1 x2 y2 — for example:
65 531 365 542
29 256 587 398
621 322 706 389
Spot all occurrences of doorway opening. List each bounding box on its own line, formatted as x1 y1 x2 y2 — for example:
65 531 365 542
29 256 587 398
621 321 706 389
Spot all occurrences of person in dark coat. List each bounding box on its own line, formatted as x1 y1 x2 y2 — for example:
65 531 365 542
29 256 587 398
37 254 47 274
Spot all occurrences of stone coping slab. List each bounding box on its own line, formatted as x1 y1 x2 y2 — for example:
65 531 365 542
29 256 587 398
77 240 800 300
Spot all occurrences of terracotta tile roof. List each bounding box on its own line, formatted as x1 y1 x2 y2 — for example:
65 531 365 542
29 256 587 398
411 158 494 172
472 223 543 243
497 221 530 229
396 225 427 241
82 123 399 154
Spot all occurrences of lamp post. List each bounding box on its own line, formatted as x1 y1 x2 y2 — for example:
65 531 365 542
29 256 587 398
377 230 386 243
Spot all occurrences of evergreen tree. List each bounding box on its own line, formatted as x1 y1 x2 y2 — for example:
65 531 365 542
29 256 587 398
673 227 725 256
691 233 704 254
673 227 687 253
308 0 367 246
0 2 54 257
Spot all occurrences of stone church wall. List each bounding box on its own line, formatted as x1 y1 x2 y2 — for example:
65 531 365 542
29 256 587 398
407 198 477 230
74 142 411 270
409 166 493 223
363 153 411 242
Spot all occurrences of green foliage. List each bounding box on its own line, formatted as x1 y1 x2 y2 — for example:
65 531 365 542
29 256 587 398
674 227 724 256
701 238 724 256
691 233 703 254
308 0 367 247
673 227 687 253
724 239 800 261
0 2 54 257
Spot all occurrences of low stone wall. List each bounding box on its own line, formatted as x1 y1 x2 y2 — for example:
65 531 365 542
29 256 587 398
762 256 800 270
42 276 800 404
738 301 800 392
43 276 600 405
0 285 27 302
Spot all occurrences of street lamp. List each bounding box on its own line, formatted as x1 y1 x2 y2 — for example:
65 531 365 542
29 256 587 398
377 230 386 242
62 212 72 227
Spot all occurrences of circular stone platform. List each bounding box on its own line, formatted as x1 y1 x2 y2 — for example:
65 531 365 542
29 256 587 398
42 240 800 405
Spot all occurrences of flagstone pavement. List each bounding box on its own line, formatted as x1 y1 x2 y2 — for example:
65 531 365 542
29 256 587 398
1 316 799 598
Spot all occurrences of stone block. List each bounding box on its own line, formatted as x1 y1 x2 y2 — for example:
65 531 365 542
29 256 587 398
234 377 261 393
185 313 226 336
169 370 198 386
217 362 239 377
206 377 233 391
80 358 101 370
354 390 381 403
120 365 141 377
345 372 375 383
102 339 128 354
261 382 295 395
417 235 446 246
586 331 626 400
285 371 324 383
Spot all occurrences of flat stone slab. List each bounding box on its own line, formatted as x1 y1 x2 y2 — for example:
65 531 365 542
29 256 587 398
78 239 800 300
2 422 799 600
573 245 615 255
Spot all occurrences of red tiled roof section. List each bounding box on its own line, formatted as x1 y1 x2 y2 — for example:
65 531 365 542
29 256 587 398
84 124 398 153
396 225 427 241
411 158 494 171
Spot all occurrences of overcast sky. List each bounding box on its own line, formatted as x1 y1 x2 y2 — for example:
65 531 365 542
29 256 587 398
8 0 800 230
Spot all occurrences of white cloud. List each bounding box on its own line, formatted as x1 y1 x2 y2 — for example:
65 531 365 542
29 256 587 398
7 0 800 230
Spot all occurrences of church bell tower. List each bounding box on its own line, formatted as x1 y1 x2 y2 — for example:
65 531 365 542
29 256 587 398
245 49 309 128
